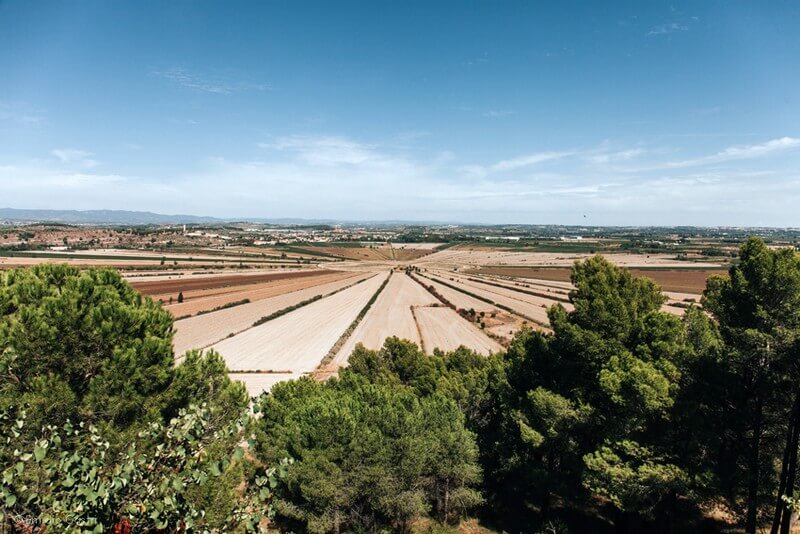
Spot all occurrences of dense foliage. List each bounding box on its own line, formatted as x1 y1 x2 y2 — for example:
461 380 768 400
0 265 273 532
253 360 482 533
2 238 800 533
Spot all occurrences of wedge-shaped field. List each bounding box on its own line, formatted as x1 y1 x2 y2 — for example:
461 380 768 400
330 273 437 367
211 272 390 373
475 274 572 298
414 306 502 355
173 271 372 356
478 273 692 316
133 269 325 298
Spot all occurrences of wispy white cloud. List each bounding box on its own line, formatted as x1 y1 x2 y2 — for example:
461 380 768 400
462 151 575 177
491 151 574 172
648 22 688 35
152 67 271 94
0 102 45 125
3 134 800 225
0 164 124 190
667 137 800 168
483 110 517 118
260 136 386 166
168 117 199 125
51 149 99 169
586 148 644 164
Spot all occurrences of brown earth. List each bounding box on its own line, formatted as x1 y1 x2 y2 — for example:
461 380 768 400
468 266 725 294
297 245 432 262
392 248 432 261
313 247 394 261
163 271 354 317
130 269 335 295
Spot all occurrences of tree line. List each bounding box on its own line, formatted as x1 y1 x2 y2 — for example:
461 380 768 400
1 237 799 532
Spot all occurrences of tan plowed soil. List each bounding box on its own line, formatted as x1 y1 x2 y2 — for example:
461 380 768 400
331 273 437 368
131 269 333 295
172 271 373 356
468 266 720 294
210 272 389 373
414 306 503 356
163 271 352 317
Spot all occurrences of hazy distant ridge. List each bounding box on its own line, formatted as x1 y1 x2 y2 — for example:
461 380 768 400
0 208 224 225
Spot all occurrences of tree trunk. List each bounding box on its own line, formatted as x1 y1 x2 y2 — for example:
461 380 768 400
771 417 793 534
443 481 450 524
541 491 551 523
780 400 800 534
746 394 764 534
772 390 800 533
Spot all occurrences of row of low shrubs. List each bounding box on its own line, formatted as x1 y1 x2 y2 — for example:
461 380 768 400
250 275 372 328
466 276 570 304
195 298 251 317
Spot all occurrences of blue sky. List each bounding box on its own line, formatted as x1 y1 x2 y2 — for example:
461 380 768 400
1 1 799 226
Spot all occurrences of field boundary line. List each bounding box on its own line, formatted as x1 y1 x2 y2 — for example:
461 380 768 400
317 270 392 370
409 305 427 353
420 272 550 329
408 270 509 347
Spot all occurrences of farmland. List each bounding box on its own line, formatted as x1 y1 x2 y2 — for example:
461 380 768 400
466 265 722 294
330 273 437 365
0 223 747 396
414 306 502 355
210 272 390 373
172 271 373 355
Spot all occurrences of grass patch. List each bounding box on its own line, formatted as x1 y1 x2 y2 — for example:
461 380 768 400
195 298 251 317
252 295 323 326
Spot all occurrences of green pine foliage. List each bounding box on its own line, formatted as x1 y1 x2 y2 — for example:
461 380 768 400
252 349 484 532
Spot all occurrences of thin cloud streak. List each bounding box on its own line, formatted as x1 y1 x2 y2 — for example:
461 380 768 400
51 149 99 169
483 110 517 118
666 137 800 168
152 67 271 94
648 22 689 35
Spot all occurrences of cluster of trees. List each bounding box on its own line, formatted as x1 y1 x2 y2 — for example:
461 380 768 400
0 265 283 531
1 237 799 533
251 237 800 533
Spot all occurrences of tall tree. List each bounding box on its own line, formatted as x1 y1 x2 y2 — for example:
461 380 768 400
490 256 714 530
703 237 800 533
0 265 174 440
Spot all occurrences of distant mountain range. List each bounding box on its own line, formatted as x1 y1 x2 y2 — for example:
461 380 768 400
2 208 795 231
0 208 461 226
0 208 224 225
